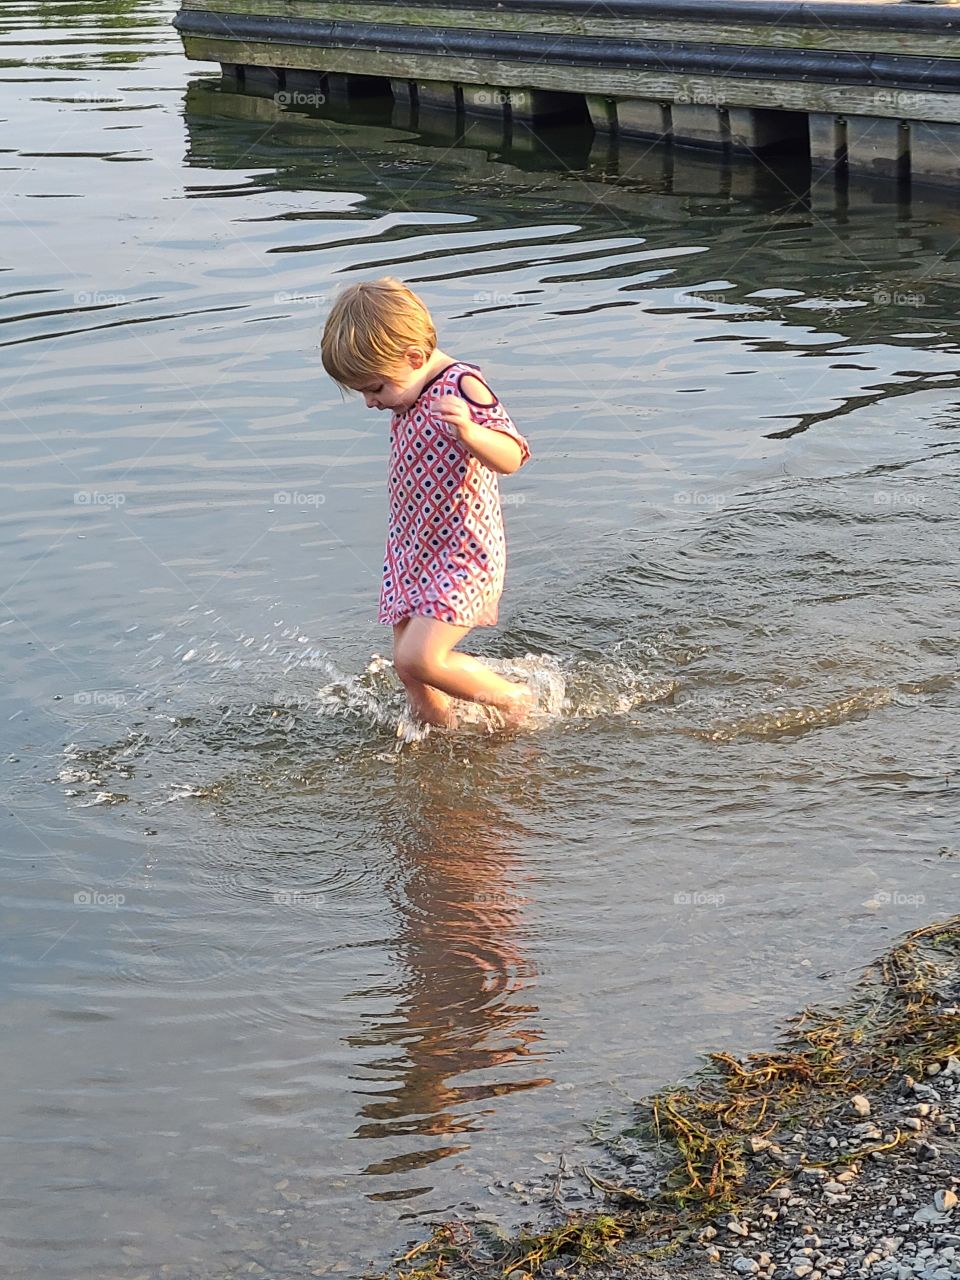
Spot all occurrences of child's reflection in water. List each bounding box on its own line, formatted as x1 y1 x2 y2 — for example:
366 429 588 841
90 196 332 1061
347 747 553 1184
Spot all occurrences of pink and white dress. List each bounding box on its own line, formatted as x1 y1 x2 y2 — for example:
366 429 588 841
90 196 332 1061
378 360 530 629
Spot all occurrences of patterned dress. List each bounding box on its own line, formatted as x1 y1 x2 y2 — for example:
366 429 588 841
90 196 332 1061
378 360 530 628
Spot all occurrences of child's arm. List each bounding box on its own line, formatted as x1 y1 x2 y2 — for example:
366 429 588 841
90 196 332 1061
435 377 529 475
450 412 525 474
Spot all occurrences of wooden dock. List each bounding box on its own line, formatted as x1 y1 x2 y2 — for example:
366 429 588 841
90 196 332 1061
172 0 960 193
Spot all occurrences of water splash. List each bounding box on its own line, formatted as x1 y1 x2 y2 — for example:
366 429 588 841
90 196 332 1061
54 630 683 806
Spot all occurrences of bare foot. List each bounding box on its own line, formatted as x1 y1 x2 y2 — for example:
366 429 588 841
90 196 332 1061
403 683 458 728
498 685 534 730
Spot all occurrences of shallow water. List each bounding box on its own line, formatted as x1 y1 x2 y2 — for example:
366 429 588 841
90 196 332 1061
3 2 960 1276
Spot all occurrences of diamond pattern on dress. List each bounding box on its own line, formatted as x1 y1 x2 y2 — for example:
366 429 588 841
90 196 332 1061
377 361 529 628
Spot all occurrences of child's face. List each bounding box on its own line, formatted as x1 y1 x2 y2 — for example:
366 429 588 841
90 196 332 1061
352 348 428 413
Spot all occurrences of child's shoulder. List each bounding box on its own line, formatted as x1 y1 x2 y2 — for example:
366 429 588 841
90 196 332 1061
401 359 486 412
446 359 498 408
412 358 480 405
442 357 482 384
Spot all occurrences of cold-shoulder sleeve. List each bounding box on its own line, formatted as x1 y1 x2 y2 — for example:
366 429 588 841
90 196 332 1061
456 370 531 467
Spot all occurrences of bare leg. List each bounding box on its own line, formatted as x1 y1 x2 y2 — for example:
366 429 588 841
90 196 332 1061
395 616 532 727
392 621 457 728
401 679 457 729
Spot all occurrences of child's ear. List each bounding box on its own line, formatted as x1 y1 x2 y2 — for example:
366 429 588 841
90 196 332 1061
404 345 426 370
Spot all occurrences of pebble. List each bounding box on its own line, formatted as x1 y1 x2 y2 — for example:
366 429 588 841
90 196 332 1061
912 1205 950 1227
545 995 960 1280
851 1123 884 1140
914 1084 941 1103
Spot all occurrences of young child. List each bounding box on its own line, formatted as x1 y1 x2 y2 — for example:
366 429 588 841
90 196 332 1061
321 277 533 730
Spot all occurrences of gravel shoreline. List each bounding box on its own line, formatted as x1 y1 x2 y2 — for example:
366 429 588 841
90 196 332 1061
378 919 960 1280
610 1057 960 1280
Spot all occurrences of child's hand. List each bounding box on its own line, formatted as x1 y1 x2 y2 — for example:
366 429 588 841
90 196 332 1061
435 394 475 442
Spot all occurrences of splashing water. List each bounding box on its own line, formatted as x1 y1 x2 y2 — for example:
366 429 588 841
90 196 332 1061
53 628 686 807
53 618 923 812
394 653 571 744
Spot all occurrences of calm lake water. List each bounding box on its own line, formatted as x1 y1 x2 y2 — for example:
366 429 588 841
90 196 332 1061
3 2 960 1276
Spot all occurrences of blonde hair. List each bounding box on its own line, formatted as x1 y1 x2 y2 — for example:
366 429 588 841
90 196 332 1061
320 277 437 388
